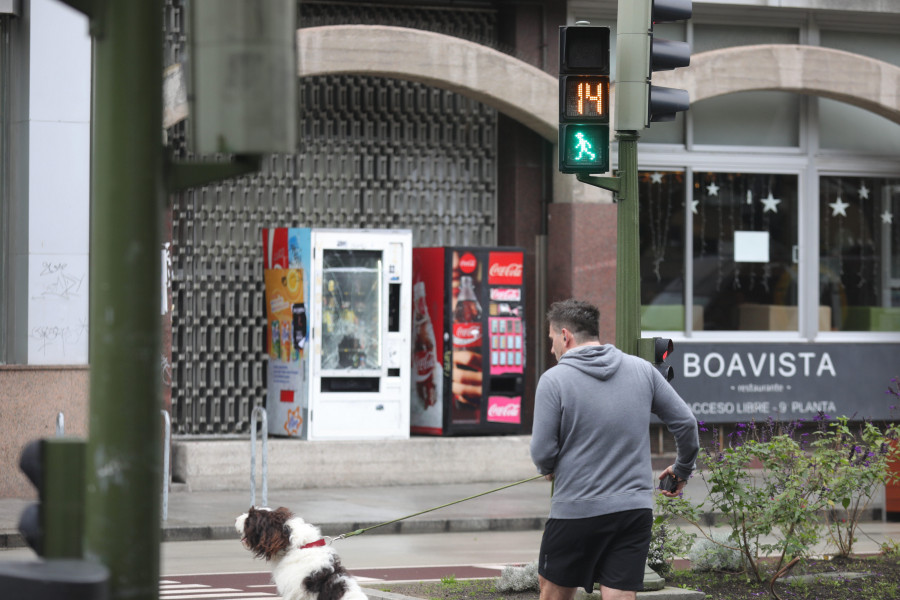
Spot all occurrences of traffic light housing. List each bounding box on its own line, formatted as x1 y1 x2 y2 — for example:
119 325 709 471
558 26 610 174
616 0 692 131
639 337 675 382
18 438 86 558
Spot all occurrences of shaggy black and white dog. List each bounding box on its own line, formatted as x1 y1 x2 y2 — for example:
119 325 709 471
235 507 367 600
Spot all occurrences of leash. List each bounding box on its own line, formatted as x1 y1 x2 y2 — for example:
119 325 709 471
329 474 545 542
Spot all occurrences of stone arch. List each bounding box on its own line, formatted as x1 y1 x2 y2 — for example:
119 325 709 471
655 44 900 125
297 25 559 141
166 30 900 137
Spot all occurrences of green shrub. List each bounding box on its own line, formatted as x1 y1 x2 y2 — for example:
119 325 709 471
496 561 539 592
688 533 743 572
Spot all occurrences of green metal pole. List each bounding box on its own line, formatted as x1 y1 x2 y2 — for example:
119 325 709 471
615 132 641 357
85 1 164 599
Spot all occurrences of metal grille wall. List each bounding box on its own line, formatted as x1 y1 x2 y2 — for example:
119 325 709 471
166 1 499 434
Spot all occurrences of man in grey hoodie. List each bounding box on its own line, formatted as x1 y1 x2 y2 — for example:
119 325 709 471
531 299 698 600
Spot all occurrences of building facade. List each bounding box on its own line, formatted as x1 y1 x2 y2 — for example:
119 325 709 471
1 0 898 496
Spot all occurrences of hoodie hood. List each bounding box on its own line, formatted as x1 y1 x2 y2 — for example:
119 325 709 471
558 344 623 381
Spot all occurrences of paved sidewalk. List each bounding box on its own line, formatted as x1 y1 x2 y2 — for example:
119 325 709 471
2 479 898 554
0 479 556 547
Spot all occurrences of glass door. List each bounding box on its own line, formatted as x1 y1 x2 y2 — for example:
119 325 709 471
819 176 900 332
639 171 802 332
692 172 800 331
320 249 383 372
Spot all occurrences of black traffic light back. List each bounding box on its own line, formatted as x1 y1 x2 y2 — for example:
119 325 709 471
18 438 86 559
639 336 675 382
654 337 675 382
655 337 673 363
18 441 44 554
648 0 692 124
652 0 692 24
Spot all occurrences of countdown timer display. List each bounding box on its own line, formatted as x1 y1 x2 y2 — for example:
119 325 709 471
561 75 610 122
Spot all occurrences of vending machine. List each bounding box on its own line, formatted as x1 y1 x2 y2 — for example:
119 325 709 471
263 228 413 440
410 247 526 435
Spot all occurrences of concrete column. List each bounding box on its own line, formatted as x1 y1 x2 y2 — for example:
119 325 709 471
8 0 91 365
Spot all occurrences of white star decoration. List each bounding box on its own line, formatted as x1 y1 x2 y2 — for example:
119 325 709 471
650 172 664 184
882 211 894 225
830 196 850 217
761 192 781 214
859 184 870 200
706 182 719 196
691 199 700 214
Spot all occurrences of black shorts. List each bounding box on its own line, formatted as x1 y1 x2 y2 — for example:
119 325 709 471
538 509 653 593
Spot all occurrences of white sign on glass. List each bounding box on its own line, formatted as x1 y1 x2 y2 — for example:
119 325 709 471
734 231 769 263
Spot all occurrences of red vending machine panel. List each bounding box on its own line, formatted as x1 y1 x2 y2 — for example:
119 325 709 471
411 247 525 436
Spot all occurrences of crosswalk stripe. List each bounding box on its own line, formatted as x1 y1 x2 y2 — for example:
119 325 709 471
160 593 276 600
160 584 214 590
161 587 239 593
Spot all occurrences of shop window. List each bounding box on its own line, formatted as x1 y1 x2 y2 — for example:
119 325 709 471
690 173 799 331
820 30 900 68
819 99 900 155
693 24 799 54
693 91 800 148
819 176 900 332
639 171 687 330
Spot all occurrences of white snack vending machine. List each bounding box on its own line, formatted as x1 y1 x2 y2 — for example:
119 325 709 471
262 228 413 440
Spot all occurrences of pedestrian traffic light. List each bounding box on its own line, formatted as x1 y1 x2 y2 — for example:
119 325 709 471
18 438 86 558
638 337 675 381
558 25 610 174
616 0 692 131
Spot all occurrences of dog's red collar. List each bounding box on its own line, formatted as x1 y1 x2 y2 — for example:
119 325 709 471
300 538 326 550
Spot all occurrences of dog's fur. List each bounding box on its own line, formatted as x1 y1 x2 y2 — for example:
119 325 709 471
235 507 367 600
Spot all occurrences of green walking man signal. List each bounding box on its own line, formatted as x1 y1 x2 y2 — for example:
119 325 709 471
573 132 596 160
558 26 610 174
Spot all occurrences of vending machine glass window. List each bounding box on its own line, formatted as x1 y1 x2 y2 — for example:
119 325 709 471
321 249 382 371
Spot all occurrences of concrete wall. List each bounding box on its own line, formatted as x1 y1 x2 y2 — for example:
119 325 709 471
0 366 89 498
172 435 537 491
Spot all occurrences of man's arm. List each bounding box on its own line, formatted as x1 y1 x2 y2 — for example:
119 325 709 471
650 370 699 481
530 375 562 476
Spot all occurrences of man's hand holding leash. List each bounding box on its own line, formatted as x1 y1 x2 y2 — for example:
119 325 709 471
658 465 686 498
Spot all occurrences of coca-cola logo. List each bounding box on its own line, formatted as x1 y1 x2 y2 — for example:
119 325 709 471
487 396 522 424
414 350 436 380
452 322 481 347
488 252 524 284
490 288 522 302
458 252 477 274
488 403 520 417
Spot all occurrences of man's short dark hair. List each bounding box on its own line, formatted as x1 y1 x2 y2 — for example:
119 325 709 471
546 299 600 342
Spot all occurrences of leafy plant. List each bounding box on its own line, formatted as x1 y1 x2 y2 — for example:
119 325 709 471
660 421 828 581
688 532 743 573
648 503 695 577
814 416 900 556
440 575 458 586
659 402 899 582
882 538 900 557
497 562 539 593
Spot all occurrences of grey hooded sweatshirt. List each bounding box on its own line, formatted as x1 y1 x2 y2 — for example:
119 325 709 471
530 344 698 519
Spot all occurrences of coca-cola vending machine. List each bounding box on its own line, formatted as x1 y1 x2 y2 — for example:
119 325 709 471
411 247 526 435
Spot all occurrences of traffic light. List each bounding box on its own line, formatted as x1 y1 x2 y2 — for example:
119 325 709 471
616 0 692 131
18 438 86 558
639 337 675 381
654 337 675 381
558 25 610 174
